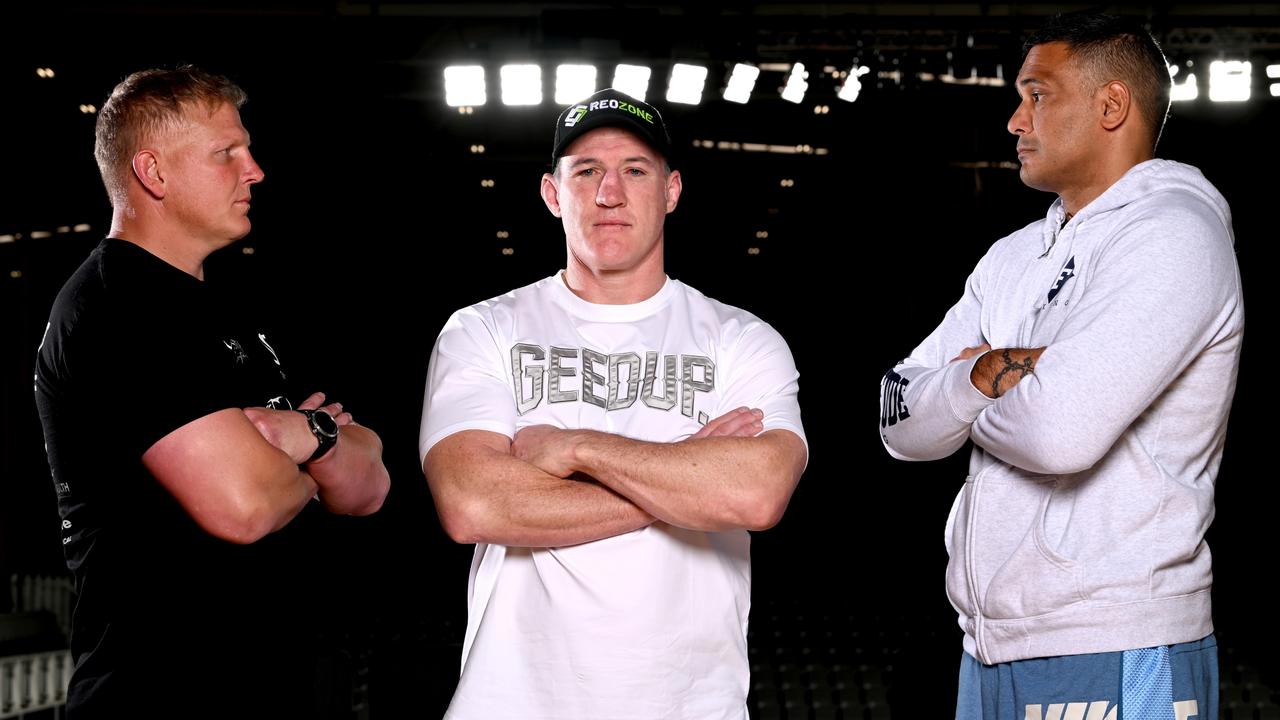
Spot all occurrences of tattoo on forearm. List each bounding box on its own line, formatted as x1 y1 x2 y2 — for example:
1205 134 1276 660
990 350 1035 398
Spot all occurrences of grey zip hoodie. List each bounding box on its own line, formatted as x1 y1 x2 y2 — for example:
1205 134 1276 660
879 159 1244 664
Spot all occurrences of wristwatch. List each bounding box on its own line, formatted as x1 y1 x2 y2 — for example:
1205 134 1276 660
300 409 339 463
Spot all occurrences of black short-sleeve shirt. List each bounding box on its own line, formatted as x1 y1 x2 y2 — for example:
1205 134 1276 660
34 238 326 718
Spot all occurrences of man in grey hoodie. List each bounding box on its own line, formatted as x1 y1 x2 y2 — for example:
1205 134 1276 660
879 12 1243 720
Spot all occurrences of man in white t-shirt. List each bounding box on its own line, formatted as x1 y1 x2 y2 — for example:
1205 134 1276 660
419 88 809 720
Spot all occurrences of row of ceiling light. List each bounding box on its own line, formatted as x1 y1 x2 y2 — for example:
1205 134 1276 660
442 59 1280 108
29 60 1277 116
444 62 880 108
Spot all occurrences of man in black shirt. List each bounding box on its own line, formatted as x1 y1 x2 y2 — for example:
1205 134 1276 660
33 66 390 718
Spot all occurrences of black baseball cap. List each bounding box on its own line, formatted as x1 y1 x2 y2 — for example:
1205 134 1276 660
551 88 671 167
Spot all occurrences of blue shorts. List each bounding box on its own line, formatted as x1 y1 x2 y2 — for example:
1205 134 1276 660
956 635 1217 720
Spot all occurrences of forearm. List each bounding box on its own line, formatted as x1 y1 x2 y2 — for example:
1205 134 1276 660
224 441 321 540
143 408 321 544
259 463 321 535
308 423 390 516
971 347 1045 398
425 432 652 547
970 341 1179 475
566 429 806 532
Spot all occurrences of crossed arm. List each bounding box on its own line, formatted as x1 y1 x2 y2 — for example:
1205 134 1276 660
886 217 1234 475
953 344 1046 399
424 407 808 547
142 391 389 544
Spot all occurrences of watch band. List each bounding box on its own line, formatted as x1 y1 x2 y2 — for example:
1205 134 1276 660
300 409 339 463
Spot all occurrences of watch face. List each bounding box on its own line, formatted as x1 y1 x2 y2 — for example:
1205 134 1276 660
312 410 339 437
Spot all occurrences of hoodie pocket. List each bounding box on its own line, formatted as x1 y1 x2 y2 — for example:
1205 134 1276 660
980 479 1087 620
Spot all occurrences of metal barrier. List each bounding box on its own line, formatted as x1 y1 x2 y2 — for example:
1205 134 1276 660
0 650 72 719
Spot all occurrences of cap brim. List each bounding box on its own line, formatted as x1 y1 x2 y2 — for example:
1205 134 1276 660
552 113 669 165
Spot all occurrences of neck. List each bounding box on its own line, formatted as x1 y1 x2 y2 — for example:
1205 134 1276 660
562 260 666 305
561 231 667 304
1058 145 1153 217
109 205 209 280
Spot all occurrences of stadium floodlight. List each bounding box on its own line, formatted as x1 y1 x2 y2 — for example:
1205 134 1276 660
555 64 598 104
612 64 652 101
501 64 542 106
1171 73 1198 102
837 65 871 102
667 64 708 105
444 65 486 107
723 63 760 104
781 63 809 104
1208 60 1250 102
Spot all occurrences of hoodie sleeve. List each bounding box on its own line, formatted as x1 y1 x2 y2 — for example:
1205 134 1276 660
969 196 1241 475
879 252 998 461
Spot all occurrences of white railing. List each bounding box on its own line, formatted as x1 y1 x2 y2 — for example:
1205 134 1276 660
8 576 73 641
0 650 72 718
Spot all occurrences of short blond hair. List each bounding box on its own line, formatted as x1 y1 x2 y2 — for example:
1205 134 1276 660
94 66 247 206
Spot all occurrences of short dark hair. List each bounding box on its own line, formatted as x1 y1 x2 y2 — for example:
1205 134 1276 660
1025 12 1171 151
94 66 247 206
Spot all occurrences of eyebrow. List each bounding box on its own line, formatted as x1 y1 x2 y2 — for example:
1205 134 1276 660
1017 76 1046 88
208 139 248 152
212 132 251 148
569 155 656 168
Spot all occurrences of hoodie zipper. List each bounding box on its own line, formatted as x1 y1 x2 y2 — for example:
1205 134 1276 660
965 468 986 663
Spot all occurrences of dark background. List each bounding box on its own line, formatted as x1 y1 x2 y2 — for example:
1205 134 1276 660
1 2 1274 717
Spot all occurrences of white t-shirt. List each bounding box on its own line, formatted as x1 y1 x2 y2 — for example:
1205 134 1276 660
420 272 806 720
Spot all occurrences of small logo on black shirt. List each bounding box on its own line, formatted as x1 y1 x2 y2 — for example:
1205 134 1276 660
258 332 287 380
223 337 248 364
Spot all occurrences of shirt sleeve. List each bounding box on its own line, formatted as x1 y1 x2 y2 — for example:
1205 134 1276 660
716 314 808 455
37 294 232 471
419 305 519 463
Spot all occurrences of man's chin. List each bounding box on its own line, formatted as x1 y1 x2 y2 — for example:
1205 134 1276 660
1018 169 1053 193
219 225 252 247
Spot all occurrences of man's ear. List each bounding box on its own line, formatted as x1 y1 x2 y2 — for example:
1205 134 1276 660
664 169 682 214
1099 80 1132 132
541 172 563 218
132 149 166 200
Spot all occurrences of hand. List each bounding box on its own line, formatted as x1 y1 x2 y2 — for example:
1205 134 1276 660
245 392 356 463
951 343 992 363
691 407 764 439
512 424 580 478
242 406 317 464
296 391 355 426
